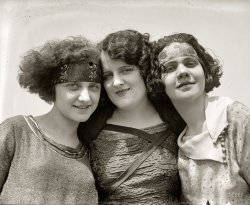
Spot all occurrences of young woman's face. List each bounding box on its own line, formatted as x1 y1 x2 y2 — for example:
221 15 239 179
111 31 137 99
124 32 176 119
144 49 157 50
54 81 101 123
158 42 206 104
101 51 147 110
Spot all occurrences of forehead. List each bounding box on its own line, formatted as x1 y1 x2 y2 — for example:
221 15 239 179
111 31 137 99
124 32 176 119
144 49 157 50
158 42 198 64
78 81 100 86
59 81 100 86
100 51 129 71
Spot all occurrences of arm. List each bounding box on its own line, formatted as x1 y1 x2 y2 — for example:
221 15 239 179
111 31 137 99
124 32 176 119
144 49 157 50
239 107 250 186
231 102 250 187
0 118 16 192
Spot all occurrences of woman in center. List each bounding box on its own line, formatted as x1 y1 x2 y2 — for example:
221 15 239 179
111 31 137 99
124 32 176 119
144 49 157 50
79 29 183 204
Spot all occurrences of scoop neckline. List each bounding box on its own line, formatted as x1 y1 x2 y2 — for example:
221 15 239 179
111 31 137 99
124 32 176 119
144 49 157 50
26 115 86 158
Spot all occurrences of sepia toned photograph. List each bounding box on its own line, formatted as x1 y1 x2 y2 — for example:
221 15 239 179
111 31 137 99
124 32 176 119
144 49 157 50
0 0 250 204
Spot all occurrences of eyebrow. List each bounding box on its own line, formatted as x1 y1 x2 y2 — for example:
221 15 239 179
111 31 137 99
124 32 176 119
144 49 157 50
119 65 134 69
161 56 198 64
103 65 133 71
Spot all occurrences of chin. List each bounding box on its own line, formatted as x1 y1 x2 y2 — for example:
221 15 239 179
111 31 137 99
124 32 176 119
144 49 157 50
116 102 132 110
80 116 91 122
72 115 91 123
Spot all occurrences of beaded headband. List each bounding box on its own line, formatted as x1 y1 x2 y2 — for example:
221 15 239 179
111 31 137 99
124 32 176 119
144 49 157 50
158 42 199 65
53 61 102 84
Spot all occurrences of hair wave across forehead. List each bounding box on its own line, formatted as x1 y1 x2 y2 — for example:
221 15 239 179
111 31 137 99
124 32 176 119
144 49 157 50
99 29 152 79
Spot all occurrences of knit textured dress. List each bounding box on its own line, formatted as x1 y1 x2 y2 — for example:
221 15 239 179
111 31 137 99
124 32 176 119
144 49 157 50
0 115 98 205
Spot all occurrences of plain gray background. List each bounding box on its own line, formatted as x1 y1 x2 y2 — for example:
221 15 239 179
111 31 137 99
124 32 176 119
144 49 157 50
0 0 250 122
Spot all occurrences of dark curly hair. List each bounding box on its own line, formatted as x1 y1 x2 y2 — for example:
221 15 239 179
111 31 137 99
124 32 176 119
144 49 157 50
98 29 152 79
147 33 223 102
96 29 156 111
78 30 185 145
78 30 159 144
18 36 100 103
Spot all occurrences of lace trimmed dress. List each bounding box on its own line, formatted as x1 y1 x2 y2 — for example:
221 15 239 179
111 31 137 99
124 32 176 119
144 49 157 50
0 115 98 205
90 123 181 204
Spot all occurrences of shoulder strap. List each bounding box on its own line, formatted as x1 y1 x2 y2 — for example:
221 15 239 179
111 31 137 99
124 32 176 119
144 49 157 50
105 127 171 194
104 124 160 142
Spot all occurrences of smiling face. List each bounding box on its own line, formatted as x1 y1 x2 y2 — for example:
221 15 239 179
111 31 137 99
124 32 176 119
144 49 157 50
54 81 101 123
158 42 206 104
101 51 148 110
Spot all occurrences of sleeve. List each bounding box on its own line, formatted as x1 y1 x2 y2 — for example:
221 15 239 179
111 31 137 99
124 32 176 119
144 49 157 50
240 110 250 186
232 102 250 187
0 119 16 192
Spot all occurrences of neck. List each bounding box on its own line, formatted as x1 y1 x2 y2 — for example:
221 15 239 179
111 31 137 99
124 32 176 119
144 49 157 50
35 106 80 148
110 98 163 128
172 94 207 136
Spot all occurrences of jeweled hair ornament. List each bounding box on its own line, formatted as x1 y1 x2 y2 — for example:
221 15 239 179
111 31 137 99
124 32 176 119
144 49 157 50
53 60 102 84
158 42 199 65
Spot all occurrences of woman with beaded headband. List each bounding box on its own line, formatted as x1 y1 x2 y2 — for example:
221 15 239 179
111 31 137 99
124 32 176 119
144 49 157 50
147 33 250 204
78 29 184 204
0 36 102 204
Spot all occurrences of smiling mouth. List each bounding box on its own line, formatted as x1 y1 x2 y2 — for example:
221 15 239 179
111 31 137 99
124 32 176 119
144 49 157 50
73 105 91 109
115 88 130 96
177 82 194 88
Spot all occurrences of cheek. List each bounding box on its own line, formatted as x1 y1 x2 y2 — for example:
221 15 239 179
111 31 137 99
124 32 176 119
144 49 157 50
137 78 146 90
161 74 170 88
91 91 101 103
66 92 76 98
55 91 69 102
162 75 175 95
197 69 206 87
103 82 112 93
134 73 146 87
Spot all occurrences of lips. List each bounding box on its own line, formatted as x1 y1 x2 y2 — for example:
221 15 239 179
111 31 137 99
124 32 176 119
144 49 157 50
73 105 91 109
177 81 194 88
115 88 130 97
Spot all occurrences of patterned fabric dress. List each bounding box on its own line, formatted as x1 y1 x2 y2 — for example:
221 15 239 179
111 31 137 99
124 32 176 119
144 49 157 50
178 97 250 205
90 123 181 204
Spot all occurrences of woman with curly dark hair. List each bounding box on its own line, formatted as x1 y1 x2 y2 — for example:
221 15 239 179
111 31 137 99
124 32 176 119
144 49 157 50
148 33 250 204
78 29 182 204
0 36 102 204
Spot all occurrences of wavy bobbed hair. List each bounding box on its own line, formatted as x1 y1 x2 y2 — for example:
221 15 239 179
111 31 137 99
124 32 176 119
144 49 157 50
18 36 100 103
78 30 161 144
78 30 186 144
98 29 152 80
96 29 154 109
147 33 223 102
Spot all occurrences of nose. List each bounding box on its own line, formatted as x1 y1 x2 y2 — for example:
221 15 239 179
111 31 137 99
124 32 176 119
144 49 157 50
78 88 91 102
113 74 124 86
177 64 190 80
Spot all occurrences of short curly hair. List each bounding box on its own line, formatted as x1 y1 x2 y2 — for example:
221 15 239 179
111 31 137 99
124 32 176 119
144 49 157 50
18 36 100 103
78 31 187 143
97 29 155 111
98 29 152 80
147 33 223 101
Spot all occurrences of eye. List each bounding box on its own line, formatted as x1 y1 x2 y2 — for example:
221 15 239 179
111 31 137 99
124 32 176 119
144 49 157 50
184 59 199 68
89 83 101 91
120 66 134 74
103 72 113 81
161 64 176 73
65 82 80 90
